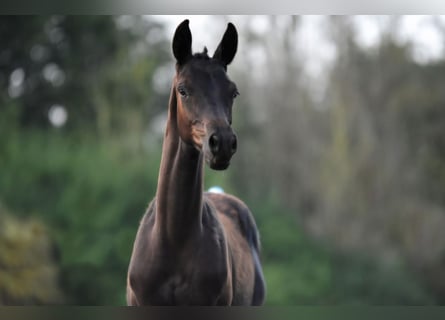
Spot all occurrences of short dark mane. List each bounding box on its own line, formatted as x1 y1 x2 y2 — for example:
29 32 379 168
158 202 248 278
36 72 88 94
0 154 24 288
193 47 210 60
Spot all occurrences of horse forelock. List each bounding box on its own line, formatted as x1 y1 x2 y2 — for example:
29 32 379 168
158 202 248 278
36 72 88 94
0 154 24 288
192 46 210 60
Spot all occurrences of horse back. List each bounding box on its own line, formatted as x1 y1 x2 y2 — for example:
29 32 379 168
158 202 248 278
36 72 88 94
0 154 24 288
204 192 266 305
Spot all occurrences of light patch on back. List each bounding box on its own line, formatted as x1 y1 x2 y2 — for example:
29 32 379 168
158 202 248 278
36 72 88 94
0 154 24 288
208 186 225 194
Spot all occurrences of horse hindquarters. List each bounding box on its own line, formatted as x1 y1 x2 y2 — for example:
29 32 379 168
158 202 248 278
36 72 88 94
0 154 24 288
206 193 266 305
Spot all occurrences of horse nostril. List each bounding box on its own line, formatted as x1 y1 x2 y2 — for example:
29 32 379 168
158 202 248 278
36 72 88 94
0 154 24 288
231 135 237 154
209 134 220 154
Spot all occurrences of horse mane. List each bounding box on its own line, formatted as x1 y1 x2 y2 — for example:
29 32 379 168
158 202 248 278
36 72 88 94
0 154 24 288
193 47 210 60
176 47 210 70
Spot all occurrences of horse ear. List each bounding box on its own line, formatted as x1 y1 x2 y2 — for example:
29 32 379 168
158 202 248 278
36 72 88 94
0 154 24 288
172 19 192 65
213 22 238 67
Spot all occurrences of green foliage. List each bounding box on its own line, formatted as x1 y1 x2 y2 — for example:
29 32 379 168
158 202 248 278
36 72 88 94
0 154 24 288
0 130 161 304
245 195 436 305
1 128 435 305
1 15 170 303
0 204 64 305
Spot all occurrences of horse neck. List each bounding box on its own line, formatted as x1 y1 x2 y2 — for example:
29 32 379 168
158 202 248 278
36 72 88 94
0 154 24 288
155 82 204 243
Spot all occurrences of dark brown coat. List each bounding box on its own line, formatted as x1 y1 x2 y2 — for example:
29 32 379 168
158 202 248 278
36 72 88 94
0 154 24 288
126 19 265 306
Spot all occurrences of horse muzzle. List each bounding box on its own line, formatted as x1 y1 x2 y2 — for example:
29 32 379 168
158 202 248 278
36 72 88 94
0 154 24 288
205 127 237 170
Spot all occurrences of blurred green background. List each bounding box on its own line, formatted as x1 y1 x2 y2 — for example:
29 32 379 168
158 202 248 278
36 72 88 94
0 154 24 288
1 15 445 305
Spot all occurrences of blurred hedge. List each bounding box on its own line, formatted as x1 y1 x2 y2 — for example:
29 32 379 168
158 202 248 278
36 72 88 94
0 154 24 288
249 197 436 305
0 204 64 305
0 130 160 304
0 128 437 305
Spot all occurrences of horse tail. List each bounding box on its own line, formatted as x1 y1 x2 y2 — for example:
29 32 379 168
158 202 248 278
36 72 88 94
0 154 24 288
237 205 266 305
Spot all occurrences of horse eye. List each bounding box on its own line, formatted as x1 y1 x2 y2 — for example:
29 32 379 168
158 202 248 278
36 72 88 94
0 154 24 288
178 86 188 97
232 90 240 99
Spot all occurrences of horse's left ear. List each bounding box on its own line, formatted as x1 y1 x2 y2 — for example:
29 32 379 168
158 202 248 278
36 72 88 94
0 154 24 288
213 23 238 67
173 19 193 65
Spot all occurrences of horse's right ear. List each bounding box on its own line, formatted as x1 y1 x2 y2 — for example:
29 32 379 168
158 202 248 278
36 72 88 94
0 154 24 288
172 19 192 65
213 22 238 67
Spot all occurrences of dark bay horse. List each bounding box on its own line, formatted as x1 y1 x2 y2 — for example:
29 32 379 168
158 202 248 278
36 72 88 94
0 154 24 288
126 19 265 306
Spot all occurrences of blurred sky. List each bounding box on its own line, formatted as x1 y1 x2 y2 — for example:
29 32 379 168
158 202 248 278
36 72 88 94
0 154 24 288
151 15 445 80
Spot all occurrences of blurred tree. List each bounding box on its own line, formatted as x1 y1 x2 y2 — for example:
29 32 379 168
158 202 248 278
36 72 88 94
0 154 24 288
0 15 170 137
316 16 445 301
230 15 445 303
230 16 322 216
0 15 172 305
